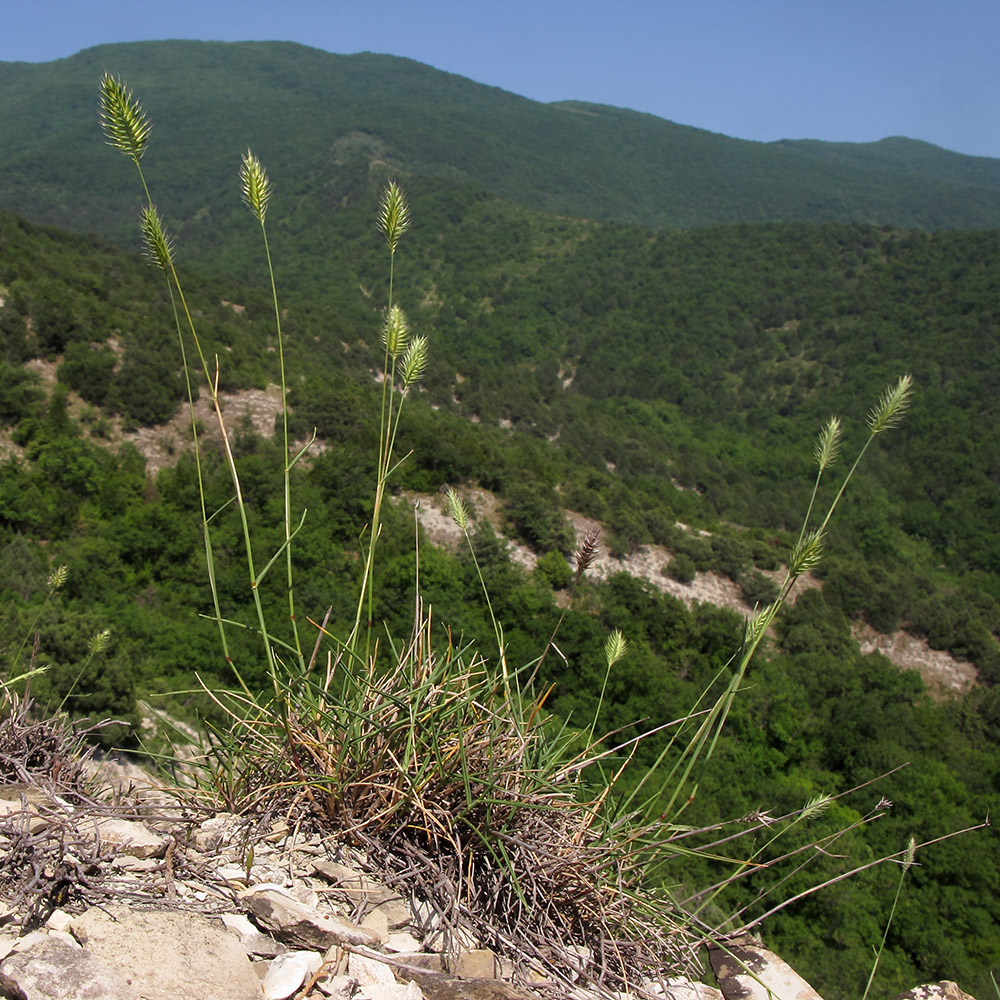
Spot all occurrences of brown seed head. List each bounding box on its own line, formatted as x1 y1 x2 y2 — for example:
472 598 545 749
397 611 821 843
574 528 601 576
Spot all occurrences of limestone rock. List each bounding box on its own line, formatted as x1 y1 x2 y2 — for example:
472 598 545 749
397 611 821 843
405 970 536 1000
312 859 394 899
350 951 399 986
0 935 140 1000
658 979 725 1000
385 931 424 954
710 937 824 1000
71 904 262 1000
243 885 384 950
221 912 259 938
44 910 73 934
0 785 51 834
189 813 239 853
262 949 323 1000
86 817 167 859
895 984 979 1000
442 949 502 979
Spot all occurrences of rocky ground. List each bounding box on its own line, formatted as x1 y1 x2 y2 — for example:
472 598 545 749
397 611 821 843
408 489 977 699
0 776 979 1000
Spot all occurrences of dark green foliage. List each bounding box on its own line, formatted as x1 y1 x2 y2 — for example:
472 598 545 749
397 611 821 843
710 532 753 581
4 41 1000 243
0 533 47 599
535 550 573 590
666 553 696 585
57 341 117 406
503 482 575 554
739 569 780 608
0 362 42 424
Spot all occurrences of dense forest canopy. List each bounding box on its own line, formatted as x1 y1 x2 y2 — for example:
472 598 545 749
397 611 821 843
0 40 998 999
3 40 1000 238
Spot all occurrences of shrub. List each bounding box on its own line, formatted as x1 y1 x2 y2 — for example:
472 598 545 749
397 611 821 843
740 568 781 608
535 549 573 589
667 551 697 584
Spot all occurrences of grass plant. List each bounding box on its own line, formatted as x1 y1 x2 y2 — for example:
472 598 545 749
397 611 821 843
861 836 917 1000
97 73 937 996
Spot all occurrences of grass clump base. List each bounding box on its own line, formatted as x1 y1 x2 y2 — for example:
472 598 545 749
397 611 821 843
193 611 699 993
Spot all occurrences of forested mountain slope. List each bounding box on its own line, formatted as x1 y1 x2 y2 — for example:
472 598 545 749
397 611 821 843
2 40 1000 243
1 45 999 998
1 207 999 999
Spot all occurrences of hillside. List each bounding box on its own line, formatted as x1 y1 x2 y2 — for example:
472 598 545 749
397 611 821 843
2 40 1000 245
2 201 1000 994
0 48 999 998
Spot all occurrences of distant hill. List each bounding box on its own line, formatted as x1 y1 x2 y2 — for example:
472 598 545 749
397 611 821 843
2 39 1000 243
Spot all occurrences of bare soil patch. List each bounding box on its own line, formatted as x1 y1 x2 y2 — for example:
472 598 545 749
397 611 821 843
409 491 975 698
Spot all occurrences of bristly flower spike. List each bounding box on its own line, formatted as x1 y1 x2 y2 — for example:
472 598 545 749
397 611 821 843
789 527 824 576
445 488 471 531
574 528 601 576
88 628 112 655
240 149 271 224
381 304 409 361
604 629 628 669
401 335 428 388
814 416 842 472
868 374 914 435
378 181 410 255
139 204 175 271
99 73 151 167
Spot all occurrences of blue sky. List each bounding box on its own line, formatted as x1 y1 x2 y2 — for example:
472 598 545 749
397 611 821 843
8 0 1000 159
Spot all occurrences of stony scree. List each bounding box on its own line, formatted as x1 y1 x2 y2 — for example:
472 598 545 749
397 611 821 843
0 778 983 1000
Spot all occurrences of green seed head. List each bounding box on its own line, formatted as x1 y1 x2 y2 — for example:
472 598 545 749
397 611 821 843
868 374 914 435
445 488 471 531
789 528 824 576
604 629 628 669
378 181 410 255
99 73 151 166
88 628 112 655
139 204 175 271
401 335 428 388
240 149 271 224
381 304 409 361
814 416 842 472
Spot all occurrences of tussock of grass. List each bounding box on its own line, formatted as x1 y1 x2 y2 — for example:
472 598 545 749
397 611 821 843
190 614 696 989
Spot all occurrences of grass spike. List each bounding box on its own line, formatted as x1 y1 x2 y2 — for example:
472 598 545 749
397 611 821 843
99 72 151 165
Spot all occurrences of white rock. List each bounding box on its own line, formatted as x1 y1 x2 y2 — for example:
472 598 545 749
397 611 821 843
243 886 384 950
190 813 238 852
348 952 397 987
385 931 423 953
111 856 160 871
315 973 357 997
72 904 262 1000
362 907 390 941
215 863 251 883
45 909 73 933
46 929 81 949
220 913 258 938
262 950 323 1000
0 936 140 1000
89 817 167 859
0 935 17 962
12 930 50 952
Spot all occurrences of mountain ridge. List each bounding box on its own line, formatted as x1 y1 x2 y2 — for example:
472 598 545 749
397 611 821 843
2 39 1000 238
